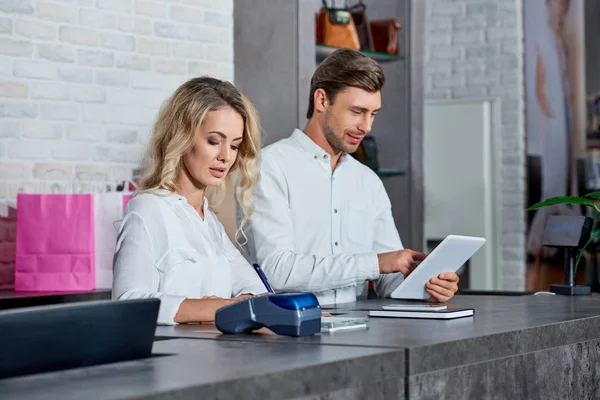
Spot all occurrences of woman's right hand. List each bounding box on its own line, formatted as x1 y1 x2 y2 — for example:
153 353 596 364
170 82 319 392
174 297 238 323
203 297 239 311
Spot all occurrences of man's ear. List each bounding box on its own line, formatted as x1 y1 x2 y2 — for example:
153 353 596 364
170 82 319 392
313 88 328 114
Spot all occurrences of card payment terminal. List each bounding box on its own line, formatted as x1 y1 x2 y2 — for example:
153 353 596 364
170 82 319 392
215 293 321 337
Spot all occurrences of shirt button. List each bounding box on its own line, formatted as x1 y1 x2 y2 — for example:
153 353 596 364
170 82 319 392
335 242 339 246
334 209 338 213
314 155 318 159
324 154 329 159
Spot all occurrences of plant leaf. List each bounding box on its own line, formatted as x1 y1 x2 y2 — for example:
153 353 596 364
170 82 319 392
583 192 600 200
527 196 600 213
575 228 600 275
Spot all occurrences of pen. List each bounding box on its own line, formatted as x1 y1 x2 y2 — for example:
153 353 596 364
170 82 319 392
253 263 274 293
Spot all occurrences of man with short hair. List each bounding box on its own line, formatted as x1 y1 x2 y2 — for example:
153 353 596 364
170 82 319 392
245 49 459 304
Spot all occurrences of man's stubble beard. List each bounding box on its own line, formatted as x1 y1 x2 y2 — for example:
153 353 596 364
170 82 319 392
323 111 353 154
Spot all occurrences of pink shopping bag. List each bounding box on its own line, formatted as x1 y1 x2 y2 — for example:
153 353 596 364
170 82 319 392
15 193 134 291
15 194 95 291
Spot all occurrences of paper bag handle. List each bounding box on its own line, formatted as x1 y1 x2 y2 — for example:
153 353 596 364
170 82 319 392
41 169 73 194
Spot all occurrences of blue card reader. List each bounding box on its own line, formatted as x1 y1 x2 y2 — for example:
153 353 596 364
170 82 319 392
215 293 321 337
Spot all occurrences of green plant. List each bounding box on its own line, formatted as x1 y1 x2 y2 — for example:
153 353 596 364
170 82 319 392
527 192 600 275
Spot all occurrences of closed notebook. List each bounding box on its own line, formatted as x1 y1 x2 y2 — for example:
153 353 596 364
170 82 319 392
368 308 474 320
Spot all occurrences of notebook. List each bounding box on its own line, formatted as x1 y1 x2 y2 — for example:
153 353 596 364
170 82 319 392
368 307 474 320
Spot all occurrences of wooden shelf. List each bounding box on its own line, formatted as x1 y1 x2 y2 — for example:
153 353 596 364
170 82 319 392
316 45 406 63
375 169 406 177
586 132 600 149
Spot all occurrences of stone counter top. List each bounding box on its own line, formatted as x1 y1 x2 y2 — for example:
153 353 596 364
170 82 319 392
0 290 111 310
2 295 600 399
0 339 404 400
155 294 600 374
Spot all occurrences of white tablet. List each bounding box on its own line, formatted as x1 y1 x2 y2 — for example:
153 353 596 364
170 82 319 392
389 235 486 300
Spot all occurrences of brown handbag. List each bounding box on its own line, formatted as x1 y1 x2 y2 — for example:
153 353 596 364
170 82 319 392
349 1 375 52
316 0 360 50
369 19 402 55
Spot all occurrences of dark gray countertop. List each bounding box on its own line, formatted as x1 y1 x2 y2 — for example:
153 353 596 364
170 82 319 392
0 338 404 400
0 290 111 299
0 290 111 310
155 294 600 374
2 294 600 399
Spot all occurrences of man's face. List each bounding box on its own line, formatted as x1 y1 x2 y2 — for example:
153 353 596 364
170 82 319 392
322 87 381 154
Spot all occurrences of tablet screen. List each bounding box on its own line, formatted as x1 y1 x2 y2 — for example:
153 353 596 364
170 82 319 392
389 235 486 300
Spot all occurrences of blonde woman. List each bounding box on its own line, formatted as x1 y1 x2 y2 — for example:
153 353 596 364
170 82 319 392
112 77 267 325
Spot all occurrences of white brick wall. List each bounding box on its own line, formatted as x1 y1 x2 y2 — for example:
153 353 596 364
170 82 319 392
425 0 526 290
0 0 234 200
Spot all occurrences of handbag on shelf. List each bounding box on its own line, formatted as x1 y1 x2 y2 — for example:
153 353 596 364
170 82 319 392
370 19 402 55
316 0 361 50
349 1 375 52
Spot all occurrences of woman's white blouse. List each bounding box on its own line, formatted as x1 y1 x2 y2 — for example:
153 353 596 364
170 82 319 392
112 191 266 325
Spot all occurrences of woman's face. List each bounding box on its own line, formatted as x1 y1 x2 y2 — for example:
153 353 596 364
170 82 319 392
182 106 244 188
548 0 569 32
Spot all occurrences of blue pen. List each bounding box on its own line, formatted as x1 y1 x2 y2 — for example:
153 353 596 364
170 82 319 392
253 264 274 293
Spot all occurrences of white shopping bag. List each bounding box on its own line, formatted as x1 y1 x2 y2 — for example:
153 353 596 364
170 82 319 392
94 192 134 289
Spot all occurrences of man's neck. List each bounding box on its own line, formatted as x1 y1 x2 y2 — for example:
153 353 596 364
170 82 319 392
303 119 343 170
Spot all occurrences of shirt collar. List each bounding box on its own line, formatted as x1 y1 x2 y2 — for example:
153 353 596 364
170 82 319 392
156 189 208 210
290 128 350 166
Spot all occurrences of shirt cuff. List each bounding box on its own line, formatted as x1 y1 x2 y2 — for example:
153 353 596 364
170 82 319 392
235 284 270 296
357 252 380 282
156 293 186 325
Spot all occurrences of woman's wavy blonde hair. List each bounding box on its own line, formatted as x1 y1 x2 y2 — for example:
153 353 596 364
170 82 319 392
138 76 261 245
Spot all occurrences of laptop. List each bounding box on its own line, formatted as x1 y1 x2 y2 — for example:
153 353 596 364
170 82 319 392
0 298 160 379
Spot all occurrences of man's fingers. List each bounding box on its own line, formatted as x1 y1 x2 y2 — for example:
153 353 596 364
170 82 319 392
411 251 427 262
429 277 458 291
439 272 459 282
426 283 454 300
426 287 448 302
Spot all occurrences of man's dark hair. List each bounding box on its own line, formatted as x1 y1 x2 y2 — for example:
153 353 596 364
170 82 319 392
306 49 385 119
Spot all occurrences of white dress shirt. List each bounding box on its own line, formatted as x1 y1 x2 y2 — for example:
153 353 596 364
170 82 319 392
112 191 266 325
244 129 405 305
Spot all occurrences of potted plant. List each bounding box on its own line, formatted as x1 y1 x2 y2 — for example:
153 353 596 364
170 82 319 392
527 192 600 273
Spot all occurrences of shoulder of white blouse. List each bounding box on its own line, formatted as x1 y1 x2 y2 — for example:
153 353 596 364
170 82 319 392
126 193 173 215
123 194 176 242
